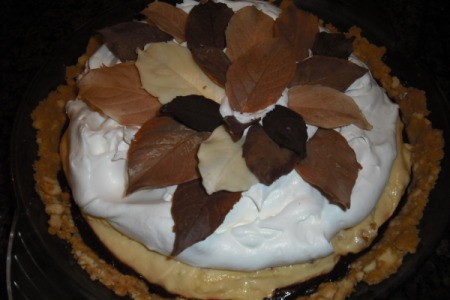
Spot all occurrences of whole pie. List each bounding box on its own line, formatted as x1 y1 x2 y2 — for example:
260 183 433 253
31 0 444 299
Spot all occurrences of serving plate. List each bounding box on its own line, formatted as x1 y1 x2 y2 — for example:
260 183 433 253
7 0 450 299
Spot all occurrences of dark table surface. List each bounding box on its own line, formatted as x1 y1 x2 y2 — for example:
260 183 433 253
1 0 449 299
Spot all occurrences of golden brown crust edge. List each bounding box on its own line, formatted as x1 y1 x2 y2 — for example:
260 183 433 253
31 10 444 300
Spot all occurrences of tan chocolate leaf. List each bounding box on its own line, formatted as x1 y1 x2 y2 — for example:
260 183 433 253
135 42 225 104
296 128 361 210
225 5 274 61
243 124 299 186
127 117 210 194
226 37 296 113
78 62 161 126
141 1 188 43
289 55 368 91
198 126 259 194
288 85 372 130
171 179 242 256
274 3 319 62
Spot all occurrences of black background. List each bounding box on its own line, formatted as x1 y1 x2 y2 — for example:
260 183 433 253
1 0 449 299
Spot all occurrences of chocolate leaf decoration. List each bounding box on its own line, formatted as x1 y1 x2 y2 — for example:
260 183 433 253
288 84 373 130
289 55 367 91
141 1 188 43
171 179 242 256
198 126 259 194
99 21 172 61
226 37 296 113
127 117 210 194
296 128 361 210
311 32 355 59
243 124 299 185
191 46 231 87
135 42 225 104
185 0 234 50
223 115 260 142
78 62 161 126
262 105 307 158
225 5 274 61
160 95 222 132
274 3 319 62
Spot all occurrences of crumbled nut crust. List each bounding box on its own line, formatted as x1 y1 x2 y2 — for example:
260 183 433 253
31 3 444 300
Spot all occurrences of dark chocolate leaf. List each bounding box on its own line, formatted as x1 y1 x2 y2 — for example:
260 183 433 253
296 128 361 210
226 37 297 113
243 124 299 185
99 21 172 61
160 95 222 132
223 116 260 142
274 3 319 62
141 1 188 43
311 32 355 59
127 117 210 193
191 46 231 87
186 0 234 50
171 179 242 256
289 55 368 91
262 105 307 158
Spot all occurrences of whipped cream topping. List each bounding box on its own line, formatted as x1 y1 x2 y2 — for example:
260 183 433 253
65 0 399 270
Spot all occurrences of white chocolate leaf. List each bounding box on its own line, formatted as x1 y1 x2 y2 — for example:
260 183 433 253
135 42 225 104
198 126 258 194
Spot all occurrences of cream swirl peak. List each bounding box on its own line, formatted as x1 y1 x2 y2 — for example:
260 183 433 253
65 0 400 271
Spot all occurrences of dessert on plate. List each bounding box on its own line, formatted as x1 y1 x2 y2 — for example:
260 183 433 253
31 0 444 299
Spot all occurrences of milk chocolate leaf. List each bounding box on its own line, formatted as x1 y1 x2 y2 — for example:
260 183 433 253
136 42 225 104
198 126 259 194
171 179 242 256
141 1 188 43
243 124 299 185
311 32 355 59
226 37 296 113
78 62 161 126
289 55 367 91
274 3 319 62
288 85 373 130
186 0 234 50
296 128 361 210
160 95 222 132
127 117 210 193
225 5 274 61
99 21 172 61
191 46 231 87
262 105 307 157
223 116 260 142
